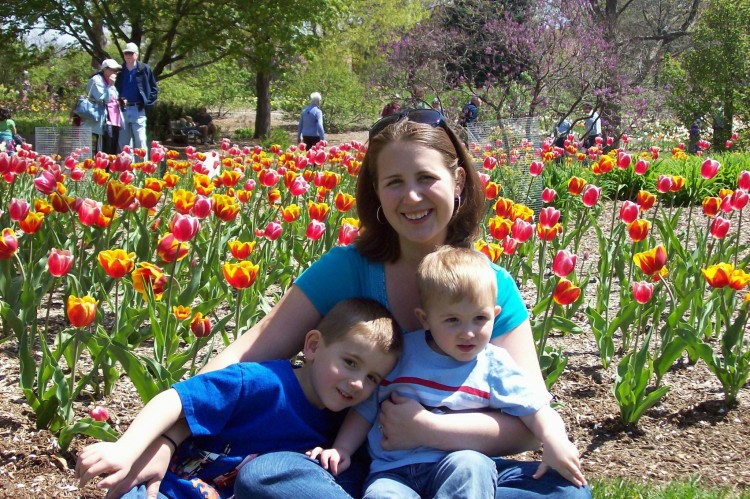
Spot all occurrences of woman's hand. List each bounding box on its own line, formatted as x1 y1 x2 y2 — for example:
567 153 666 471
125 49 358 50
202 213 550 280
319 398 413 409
378 393 434 451
101 439 172 498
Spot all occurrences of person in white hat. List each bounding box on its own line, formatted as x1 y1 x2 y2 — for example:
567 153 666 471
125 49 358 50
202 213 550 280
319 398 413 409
81 58 123 154
297 91 325 149
114 42 158 153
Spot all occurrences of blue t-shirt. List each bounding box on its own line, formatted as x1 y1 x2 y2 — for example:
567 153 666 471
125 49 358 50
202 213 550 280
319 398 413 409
160 360 344 498
294 245 528 337
119 65 140 104
357 331 551 473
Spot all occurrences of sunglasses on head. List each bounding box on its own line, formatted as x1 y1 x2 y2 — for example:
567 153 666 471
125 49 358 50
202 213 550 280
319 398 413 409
368 108 447 140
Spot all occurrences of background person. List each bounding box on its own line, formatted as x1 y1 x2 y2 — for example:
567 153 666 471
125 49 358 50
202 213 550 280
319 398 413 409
553 112 572 149
105 110 590 499
297 92 325 149
0 107 17 151
194 107 217 145
581 103 601 149
82 58 122 155
115 42 158 152
381 96 401 118
459 96 481 128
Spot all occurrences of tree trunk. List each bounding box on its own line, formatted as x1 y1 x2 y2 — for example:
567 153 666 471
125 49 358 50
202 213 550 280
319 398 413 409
254 71 272 139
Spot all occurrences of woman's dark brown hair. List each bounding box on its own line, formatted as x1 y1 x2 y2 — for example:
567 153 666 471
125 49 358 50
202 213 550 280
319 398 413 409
355 119 484 262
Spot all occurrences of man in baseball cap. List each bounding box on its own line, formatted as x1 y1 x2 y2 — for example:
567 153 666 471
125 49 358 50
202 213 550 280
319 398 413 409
115 42 158 153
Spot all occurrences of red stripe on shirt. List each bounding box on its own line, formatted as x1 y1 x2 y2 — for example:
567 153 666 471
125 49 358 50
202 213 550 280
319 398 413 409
381 377 490 399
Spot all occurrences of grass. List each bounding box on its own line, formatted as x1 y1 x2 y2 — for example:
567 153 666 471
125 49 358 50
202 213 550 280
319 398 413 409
592 477 749 498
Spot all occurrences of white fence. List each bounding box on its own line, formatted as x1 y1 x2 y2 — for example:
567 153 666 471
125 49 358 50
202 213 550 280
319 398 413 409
35 127 93 160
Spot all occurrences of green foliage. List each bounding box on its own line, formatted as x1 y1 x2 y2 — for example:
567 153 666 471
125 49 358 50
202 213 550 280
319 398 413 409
259 127 293 150
146 102 204 142
234 128 254 139
591 477 750 499
158 59 255 112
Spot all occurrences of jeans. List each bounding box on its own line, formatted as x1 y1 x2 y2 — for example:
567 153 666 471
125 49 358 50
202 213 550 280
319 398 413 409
364 450 497 499
234 450 591 499
118 483 169 499
119 105 148 152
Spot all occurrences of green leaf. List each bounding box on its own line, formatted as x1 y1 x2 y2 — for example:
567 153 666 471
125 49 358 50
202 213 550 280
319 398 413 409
551 315 583 335
58 419 119 451
107 342 160 403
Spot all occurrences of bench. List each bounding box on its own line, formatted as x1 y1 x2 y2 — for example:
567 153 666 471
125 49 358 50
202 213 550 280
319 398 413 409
169 120 201 145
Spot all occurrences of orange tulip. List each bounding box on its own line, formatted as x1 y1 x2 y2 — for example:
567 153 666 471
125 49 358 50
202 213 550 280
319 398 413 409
308 201 330 222
267 188 281 205
98 249 136 279
634 245 668 279
494 197 515 219
512 203 534 223
236 190 253 204
484 181 501 200
67 295 98 328
92 169 110 185
637 190 656 212
567 176 587 196
34 198 54 215
334 192 355 212
144 177 166 192
228 240 257 259
136 187 162 209
173 189 196 214
19 211 44 234
536 223 563 242
173 305 192 321
488 217 512 241
729 268 750 290
106 180 137 209
627 219 651 242
163 173 180 188
222 260 260 289
702 197 721 217
190 312 211 338
50 192 75 213
553 278 581 306
157 233 190 263
0 228 19 259
220 169 242 188
281 204 301 223
670 175 686 192
475 239 503 263
701 263 734 289
212 194 240 222
132 262 167 299
193 173 215 196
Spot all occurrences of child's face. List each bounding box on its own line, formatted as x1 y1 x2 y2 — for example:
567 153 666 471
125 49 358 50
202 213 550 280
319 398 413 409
302 327 398 412
416 295 499 362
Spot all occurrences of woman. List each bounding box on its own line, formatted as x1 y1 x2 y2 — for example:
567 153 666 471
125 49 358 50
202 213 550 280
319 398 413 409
82 59 122 154
106 110 590 499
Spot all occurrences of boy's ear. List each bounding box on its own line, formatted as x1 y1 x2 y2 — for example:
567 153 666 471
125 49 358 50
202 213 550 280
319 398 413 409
414 308 430 330
303 329 323 362
494 305 501 317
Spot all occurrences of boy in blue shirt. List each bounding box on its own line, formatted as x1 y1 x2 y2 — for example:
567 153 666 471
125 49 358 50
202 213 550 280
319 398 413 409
75 298 403 498
310 247 586 498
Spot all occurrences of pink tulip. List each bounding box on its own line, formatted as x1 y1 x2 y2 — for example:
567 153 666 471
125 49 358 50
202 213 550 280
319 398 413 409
313 150 327 166
192 195 213 219
634 159 649 175
501 237 519 256
88 406 110 422
650 146 660 160
511 218 534 243
48 248 75 277
541 187 557 204
478 172 490 188
656 175 673 194
289 176 310 196
150 148 165 163
581 185 602 207
119 171 135 184
710 216 731 239
701 158 720 179
698 139 710 151
259 169 281 187
112 152 133 172
725 140 733 149
9 198 30 222
338 223 359 245
529 160 544 177
738 171 750 191
171 213 201 242
244 179 256 191
619 200 639 224
632 281 654 304
552 250 577 277
70 168 85 181
720 195 733 214
539 207 561 227
731 189 748 210
78 198 101 226
483 157 497 170
34 171 58 195
621 134 629 143
306 220 326 241
0 152 9 174
617 152 632 170
64 155 76 169
264 221 283 241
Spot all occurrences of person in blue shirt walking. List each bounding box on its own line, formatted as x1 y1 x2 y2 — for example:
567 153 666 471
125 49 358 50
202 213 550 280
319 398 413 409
115 42 158 152
298 92 326 149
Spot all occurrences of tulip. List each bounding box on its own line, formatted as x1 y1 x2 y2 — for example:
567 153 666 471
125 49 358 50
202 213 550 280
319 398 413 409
192 194 213 219
619 200 639 224
88 406 110 422
212 194 240 222
77 198 101 226
702 196 721 217
529 160 544 176
731 189 748 211
501 236 518 256
484 181 501 200
709 216 731 239
553 278 581 306
616 152 631 170
539 206 561 227
656 175 673 193
670 176 685 192
541 187 557 204
306 220 326 241
190 312 212 338
483 156 497 170
48 248 74 277
627 219 651 242
173 305 192 321
267 188 281 205
228 240 256 260
67 295 98 328
511 218 533 243
157 233 190 263
263 221 283 241
259 169 281 187
9 198 30 222
634 159 649 175
288 175 310 197
739 171 750 191
19 211 44 234
111 152 133 172
552 250 577 277
98 249 136 279
475 240 503 263
281 204 301 223
338 222 359 245
632 281 654 304
536 223 563 242
494 198 515 219
106 180 137 209
0 228 18 259
171 213 200 242
633 245 667 278
702 263 734 289
581 184 602 207
729 268 750 291
307 201 330 222
222 260 260 289
136 188 162 210
219 169 242 188
333 192 355 213
132 262 167 300
34 171 58 195
637 190 656 212
567 176 586 196
701 158 720 179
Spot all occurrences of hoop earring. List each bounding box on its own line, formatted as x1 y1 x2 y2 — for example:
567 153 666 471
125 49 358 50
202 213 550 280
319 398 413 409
453 195 462 215
376 205 387 224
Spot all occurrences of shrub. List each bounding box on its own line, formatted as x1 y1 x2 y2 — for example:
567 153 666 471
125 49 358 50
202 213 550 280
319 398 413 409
235 127 254 139
259 127 292 150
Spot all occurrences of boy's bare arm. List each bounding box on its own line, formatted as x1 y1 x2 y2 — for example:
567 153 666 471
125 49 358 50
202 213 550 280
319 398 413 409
520 405 587 487
75 389 185 489
307 410 371 475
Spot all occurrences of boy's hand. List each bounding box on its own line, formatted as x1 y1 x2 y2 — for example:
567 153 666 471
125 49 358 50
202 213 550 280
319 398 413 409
75 441 135 489
306 446 351 476
533 436 587 488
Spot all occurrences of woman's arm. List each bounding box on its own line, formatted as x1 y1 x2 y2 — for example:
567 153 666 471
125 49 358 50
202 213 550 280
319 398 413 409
201 284 322 373
378 319 543 456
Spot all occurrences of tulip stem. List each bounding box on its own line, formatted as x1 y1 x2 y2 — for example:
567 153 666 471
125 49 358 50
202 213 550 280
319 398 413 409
733 209 742 268
162 243 181 364
538 299 556 362
234 288 243 340
43 278 57 338
13 251 26 283
114 279 120 335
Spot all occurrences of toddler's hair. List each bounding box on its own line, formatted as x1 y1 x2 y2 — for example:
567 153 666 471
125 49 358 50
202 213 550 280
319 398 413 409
0 108 11 121
417 246 497 309
316 298 403 356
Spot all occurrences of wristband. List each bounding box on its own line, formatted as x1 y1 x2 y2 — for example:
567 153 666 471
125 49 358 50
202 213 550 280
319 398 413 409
160 433 178 453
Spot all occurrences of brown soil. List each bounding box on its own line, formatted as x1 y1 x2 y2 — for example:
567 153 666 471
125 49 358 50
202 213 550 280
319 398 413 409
1 111 748 497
